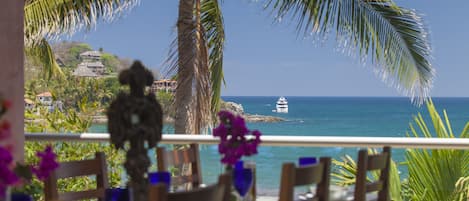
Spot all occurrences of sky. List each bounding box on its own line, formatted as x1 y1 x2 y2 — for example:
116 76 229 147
68 0 469 97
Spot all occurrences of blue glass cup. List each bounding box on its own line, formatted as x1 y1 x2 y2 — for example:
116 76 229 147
11 193 32 201
148 171 171 189
299 157 317 166
233 168 253 197
235 160 244 170
105 188 131 201
298 157 318 198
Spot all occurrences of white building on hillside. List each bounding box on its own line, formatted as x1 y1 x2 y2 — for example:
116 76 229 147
74 50 105 77
80 51 102 62
36 92 52 106
151 79 177 95
24 98 34 110
36 92 62 112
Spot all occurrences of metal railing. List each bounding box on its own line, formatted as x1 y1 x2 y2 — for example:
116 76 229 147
25 133 469 150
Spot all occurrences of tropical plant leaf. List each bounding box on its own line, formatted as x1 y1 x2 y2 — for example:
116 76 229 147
453 176 469 201
201 0 225 115
264 0 434 104
24 0 139 46
405 100 469 201
25 38 63 79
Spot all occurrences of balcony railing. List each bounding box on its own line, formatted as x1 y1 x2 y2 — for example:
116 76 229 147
25 133 469 149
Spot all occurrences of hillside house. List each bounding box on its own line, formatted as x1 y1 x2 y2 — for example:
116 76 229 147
24 98 34 110
36 92 52 105
151 79 177 95
73 50 105 77
36 92 55 112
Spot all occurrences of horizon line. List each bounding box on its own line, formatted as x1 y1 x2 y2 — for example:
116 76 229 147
220 95 469 98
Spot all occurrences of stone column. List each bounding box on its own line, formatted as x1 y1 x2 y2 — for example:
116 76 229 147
0 0 25 160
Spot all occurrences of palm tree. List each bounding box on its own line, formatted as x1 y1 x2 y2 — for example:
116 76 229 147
22 0 435 136
171 0 224 134
23 0 139 79
173 0 434 134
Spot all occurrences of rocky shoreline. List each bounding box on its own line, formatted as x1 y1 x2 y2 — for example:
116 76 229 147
92 101 285 124
220 101 285 123
244 114 284 122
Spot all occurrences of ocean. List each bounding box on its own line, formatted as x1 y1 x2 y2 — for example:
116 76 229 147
90 97 469 191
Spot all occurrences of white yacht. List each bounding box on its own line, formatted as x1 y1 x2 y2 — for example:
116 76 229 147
275 96 288 113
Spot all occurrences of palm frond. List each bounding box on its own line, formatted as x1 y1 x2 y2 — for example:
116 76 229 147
25 38 64 79
201 0 225 115
454 176 469 201
265 0 434 104
24 0 139 46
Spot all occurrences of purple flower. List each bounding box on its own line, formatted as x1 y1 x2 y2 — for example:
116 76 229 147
213 124 228 139
0 147 13 165
0 184 6 198
212 111 262 165
0 147 19 199
231 117 248 137
217 111 235 124
0 164 18 184
32 146 59 181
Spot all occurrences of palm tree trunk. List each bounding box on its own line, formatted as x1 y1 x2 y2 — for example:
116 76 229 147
194 0 211 134
175 0 195 135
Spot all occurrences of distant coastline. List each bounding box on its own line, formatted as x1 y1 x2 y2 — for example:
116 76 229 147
220 101 285 123
91 100 285 124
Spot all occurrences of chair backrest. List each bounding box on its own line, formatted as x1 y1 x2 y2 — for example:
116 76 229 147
149 172 232 201
44 152 109 201
156 144 202 188
279 157 331 201
354 146 391 201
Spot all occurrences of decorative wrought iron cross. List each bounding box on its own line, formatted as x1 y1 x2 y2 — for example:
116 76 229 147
107 61 163 201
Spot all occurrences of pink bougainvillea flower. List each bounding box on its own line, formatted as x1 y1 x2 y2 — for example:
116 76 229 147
0 146 19 199
218 110 235 123
0 147 13 165
213 123 228 139
213 110 262 166
0 183 6 198
32 146 59 181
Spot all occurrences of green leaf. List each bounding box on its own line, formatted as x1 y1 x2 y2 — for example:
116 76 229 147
404 99 469 200
264 0 434 104
14 163 33 181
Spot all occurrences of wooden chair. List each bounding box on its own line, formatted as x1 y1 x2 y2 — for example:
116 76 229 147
279 157 332 201
44 152 109 201
353 146 391 201
156 144 202 189
149 172 232 201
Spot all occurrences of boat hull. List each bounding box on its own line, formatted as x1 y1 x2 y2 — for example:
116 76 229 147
276 106 288 113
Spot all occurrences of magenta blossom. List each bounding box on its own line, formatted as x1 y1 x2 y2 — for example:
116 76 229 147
0 147 19 198
32 146 59 181
213 111 262 166
1 99 60 199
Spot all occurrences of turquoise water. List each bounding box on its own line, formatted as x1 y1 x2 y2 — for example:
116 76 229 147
90 97 469 191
